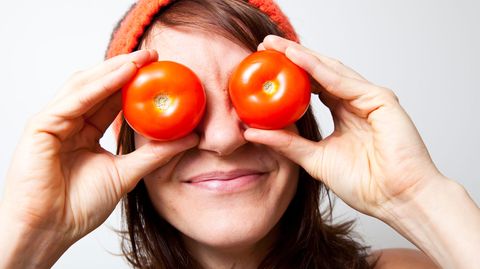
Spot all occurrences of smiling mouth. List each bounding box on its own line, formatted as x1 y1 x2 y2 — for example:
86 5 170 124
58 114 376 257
184 170 268 192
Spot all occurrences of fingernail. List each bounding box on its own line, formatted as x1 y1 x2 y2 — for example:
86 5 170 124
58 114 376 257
131 60 140 69
266 34 280 41
130 49 148 57
147 49 158 60
285 46 302 59
115 62 138 74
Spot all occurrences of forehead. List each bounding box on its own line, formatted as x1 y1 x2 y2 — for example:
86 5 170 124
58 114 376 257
140 26 251 84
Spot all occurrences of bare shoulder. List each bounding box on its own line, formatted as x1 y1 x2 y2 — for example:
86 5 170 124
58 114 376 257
367 248 440 269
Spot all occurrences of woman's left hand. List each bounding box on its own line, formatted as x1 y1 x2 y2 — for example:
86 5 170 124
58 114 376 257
244 35 447 219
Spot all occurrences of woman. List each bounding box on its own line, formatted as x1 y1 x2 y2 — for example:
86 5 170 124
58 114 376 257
0 0 479 268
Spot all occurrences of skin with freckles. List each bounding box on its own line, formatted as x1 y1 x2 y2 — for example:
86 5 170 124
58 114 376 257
134 26 299 268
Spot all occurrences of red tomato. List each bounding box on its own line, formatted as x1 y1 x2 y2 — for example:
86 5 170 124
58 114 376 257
122 61 206 141
228 49 311 129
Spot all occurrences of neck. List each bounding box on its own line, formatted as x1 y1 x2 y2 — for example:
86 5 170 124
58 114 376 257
182 226 279 269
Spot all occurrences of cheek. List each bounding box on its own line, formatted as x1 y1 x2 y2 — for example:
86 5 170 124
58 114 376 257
142 154 185 214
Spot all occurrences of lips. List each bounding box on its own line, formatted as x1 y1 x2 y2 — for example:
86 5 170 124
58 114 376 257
183 169 267 192
185 169 265 183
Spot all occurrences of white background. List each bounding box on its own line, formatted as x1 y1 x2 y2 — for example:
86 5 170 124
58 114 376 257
0 0 479 268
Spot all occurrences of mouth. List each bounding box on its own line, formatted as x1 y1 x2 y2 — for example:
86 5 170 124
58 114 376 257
183 169 268 192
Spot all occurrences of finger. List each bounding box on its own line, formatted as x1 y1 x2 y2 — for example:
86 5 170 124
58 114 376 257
113 133 199 194
50 61 137 119
39 62 137 141
257 42 266 51
262 35 366 81
284 46 391 114
83 93 110 119
84 49 158 81
84 90 122 140
51 50 158 105
285 45 400 119
244 128 320 173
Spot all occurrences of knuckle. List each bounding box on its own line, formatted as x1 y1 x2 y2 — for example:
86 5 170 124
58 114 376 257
391 90 400 103
26 112 45 129
279 132 299 156
311 60 323 77
283 133 294 149
67 70 87 86
332 59 344 67
381 87 400 103
372 86 400 106
327 59 344 74
112 166 128 198
329 73 344 92
77 93 95 108
311 150 325 183
24 112 53 136
109 160 129 196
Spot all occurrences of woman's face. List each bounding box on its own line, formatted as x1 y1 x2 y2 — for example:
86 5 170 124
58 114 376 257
135 26 299 251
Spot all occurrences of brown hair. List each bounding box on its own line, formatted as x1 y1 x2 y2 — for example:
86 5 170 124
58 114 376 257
111 0 377 268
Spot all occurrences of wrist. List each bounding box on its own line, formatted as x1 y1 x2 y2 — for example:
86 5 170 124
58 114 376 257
376 173 453 222
0 204 71 269
377 175 480 269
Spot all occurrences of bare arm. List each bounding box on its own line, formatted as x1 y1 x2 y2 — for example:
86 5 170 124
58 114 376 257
370 248 439 269
0 208 69 268
377 177 480 269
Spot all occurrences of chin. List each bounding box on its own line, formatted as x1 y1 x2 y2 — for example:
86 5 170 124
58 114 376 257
182 213 280 250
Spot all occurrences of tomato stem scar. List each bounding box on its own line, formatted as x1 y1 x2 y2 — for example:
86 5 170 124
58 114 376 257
154 94 171 110
263 81 275 94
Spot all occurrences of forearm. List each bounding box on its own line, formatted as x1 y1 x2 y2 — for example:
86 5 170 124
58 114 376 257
378 176 480 269
0 204 70 269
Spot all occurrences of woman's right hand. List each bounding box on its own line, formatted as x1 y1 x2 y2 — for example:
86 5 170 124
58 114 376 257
0 49 199 263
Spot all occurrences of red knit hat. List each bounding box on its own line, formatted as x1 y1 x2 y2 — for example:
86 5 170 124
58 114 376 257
106 0 299 140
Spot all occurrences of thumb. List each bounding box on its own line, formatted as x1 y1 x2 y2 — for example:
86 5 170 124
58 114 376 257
113 133 199 194
244 128 321 173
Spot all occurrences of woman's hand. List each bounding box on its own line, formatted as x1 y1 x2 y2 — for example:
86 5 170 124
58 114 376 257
245 35 447 219
0 49 198 266
247 35 480 269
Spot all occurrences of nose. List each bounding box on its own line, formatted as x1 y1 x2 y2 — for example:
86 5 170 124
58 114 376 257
196 94 247 156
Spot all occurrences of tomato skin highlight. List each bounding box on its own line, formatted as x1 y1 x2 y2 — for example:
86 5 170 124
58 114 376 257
228 49 311 129
122 61 206 141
